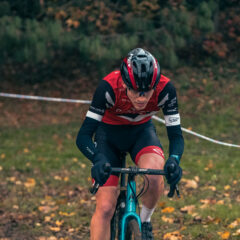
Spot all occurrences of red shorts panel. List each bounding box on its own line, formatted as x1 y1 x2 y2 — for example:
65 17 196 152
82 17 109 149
92 175 119 187
135 146 165 165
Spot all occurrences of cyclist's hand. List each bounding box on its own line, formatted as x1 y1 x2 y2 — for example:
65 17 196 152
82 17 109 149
164 156 182 185
91 153 111 186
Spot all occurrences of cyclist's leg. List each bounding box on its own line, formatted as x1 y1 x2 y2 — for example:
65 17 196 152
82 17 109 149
91 125 121 240
137 151 165 208
130 121 165 209
91 186 119 240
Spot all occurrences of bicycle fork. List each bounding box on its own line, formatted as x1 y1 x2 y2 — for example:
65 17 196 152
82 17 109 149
120 174 141 240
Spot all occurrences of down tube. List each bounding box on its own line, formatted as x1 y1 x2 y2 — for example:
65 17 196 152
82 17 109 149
120 179 141 239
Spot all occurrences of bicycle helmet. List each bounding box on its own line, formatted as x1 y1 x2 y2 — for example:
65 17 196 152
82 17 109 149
120 48 161 92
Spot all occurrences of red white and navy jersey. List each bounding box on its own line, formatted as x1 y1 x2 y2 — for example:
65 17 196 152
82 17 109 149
86 71 181 127
76 71 184 163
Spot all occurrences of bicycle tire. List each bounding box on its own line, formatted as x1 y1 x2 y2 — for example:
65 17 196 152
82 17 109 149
125 219 142 240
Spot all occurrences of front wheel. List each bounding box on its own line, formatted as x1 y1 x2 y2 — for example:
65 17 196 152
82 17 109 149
125 219 142 240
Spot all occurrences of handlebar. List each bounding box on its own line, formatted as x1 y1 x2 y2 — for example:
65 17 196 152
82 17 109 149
89 166 180 198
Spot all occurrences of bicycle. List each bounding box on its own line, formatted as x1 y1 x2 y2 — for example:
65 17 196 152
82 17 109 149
90 156 180 240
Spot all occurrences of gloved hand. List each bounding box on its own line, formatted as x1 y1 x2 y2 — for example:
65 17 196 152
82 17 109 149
164 156 182 185
91 153 111 186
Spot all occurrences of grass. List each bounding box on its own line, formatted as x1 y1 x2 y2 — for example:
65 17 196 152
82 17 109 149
0 64 240 239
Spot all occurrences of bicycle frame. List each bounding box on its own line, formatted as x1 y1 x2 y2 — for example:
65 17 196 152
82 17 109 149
119 173 141 240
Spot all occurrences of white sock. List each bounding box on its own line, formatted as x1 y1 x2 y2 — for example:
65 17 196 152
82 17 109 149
140 205 155 223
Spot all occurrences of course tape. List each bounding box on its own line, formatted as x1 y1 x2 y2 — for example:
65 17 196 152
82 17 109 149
0 92 91 104
1 92 240 148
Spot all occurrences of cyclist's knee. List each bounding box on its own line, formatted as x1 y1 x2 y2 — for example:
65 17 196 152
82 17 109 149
95 187 118 220
138 153 165 169
96 200 116 220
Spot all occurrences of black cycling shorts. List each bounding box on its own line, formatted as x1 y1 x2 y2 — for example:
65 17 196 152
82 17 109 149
94 120 164 186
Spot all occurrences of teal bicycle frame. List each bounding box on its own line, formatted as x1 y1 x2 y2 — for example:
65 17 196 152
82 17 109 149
119 173 142 239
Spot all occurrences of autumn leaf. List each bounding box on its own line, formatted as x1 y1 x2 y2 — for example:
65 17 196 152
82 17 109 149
180 205 195 214
162 207 175 213
24 178 36 188
49 226 60 232
163 231 183 240
162 215 174 223
72 157 78 162
24 148 29 153
59 211 75 217
80 163 86 168
218 231 230 239
233 229 240 236
54 175 62 180
1 153 5 159
181 178 198 189
55 220 64 226
38 206 58 214
228 219 240 229
224 185 231 190
44 216 51 222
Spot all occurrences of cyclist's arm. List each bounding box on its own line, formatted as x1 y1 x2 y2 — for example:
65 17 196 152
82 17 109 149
76 80 115 162
158 81 184 163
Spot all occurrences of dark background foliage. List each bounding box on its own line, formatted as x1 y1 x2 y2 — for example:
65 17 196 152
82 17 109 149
0 0 239 83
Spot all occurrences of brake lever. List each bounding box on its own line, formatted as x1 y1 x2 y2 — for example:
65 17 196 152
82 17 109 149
167 184 180 198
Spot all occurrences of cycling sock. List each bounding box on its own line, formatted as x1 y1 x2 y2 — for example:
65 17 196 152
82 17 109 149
140 205 155 223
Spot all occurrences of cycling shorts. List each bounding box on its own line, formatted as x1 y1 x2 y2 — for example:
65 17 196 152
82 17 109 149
94 120 164 187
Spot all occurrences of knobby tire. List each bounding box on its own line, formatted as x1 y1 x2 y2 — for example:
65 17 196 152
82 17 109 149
125 219 141 240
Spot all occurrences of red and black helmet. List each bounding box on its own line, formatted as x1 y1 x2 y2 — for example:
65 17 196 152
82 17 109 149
120 48 161 92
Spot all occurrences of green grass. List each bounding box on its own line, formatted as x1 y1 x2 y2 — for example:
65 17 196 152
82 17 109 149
1 120 240 239
0 65 240 239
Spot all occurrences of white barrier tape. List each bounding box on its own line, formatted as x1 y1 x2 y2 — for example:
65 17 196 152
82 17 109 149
152 116 240 148
1 92 240 148
0 92 91 104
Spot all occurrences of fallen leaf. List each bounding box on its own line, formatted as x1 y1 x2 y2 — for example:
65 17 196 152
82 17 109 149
0 153 5 159
200 199 216 208
81 163 86 168
72 158 78 162
159 201 166 208
216 200 224 205
181 178 198 189
180 205 195 214
228 219 240 229
218 231 230 239
162 207 175 213
38 206 58 214
206 186 216 191
24 178 36 188
194 176 200 182
44 216 51 222
24 148 29 153
224 185 231 190
163 231 183 240
64 177 69 182
59 211 75 217
54 176 61 181
49 226 60 232
162 215 174 223
232 229 240 236
55 220 64 226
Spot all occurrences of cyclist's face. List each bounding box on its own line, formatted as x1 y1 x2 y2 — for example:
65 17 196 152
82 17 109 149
125 87 154 110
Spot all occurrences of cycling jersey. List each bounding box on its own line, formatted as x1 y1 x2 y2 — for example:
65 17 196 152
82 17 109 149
76 71 184 163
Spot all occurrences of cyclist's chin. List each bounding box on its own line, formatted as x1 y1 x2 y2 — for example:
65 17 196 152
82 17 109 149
133 102 147 110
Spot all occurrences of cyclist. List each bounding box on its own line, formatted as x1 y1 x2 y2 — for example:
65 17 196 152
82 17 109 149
76 48 184 240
